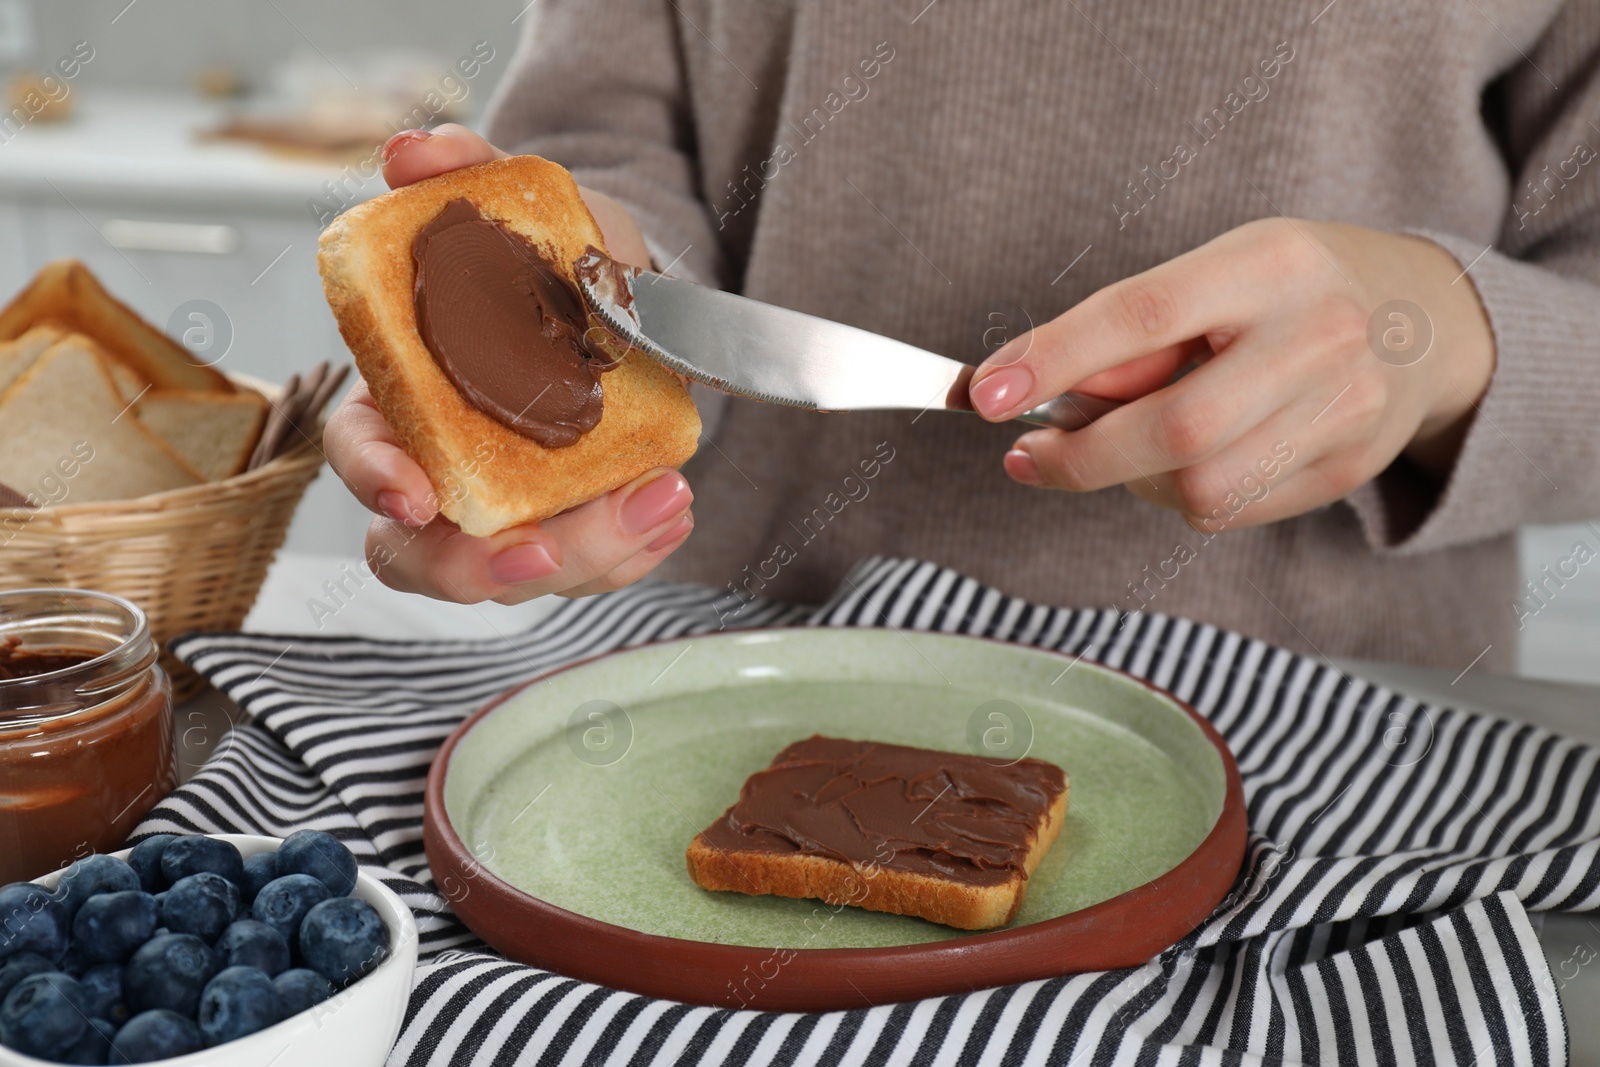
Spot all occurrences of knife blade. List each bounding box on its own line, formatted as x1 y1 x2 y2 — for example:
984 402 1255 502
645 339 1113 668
574 250 1122 431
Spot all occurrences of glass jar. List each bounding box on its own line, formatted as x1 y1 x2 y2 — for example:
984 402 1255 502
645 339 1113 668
0 589 175 882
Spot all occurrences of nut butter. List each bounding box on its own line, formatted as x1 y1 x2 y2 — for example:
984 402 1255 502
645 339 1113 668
0 589 175 881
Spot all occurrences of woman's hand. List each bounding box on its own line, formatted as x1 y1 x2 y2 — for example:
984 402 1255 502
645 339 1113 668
323 124 694 605
967 219 1496 530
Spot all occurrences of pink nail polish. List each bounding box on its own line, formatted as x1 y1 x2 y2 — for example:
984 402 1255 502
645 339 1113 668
381 128 432 163
969 365 1035 419
489 543 559 585
377 490 412 523
620 472 693 535
645 515 693 552
1005 449 1042 486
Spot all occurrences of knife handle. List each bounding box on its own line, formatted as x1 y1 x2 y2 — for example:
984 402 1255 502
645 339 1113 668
1014 391 1125 432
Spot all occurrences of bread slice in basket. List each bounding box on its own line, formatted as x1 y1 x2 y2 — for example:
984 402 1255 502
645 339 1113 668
688 736 1070 931
317 155 700 536
135 390 270 481
0 259 231 393
0 325 64 394
0 335 202 503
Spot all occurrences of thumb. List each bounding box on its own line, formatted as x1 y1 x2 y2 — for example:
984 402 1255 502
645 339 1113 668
381 123 507 189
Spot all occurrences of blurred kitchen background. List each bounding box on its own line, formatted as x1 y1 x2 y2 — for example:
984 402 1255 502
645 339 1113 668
0 0 519 578
2 0 1598 681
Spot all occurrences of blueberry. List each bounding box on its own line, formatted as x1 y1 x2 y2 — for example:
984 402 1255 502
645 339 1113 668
123 934 217 1017
53 855 140 919
0 972 88 1058
58 945 90 977
251 875 330 943
240 852 279 905
58 1016 116 1064
161 873 240 943
126 835 177 893
297 898 388 986
74 891 159 963
216 920 290 977
198 966 282 1046
111 1009 202 1063
78 963 128 1024
0 883 69 962
0 954 53 1003
272 968 334 1016
277 831 359 897
158 837 245 891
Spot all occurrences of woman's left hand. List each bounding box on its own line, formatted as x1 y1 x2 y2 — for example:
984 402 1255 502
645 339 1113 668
967 219 1496 530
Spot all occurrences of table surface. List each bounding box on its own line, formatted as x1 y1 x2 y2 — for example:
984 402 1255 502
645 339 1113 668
175 553 1600 1054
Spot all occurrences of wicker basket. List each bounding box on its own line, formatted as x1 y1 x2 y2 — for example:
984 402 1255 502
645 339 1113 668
0 379 325 700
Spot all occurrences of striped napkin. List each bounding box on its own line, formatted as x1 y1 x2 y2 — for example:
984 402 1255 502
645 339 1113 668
142 557 1582 1066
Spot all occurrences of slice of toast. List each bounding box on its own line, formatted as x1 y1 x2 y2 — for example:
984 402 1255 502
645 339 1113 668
0 325 64 395
0 260 232 393
0 336 204 504
0 325 151 403
134 389 269 481
106 359 149 403
317 155 700 536
687 737 1070 931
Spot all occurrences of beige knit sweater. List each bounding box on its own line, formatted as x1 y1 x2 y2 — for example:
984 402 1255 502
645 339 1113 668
484 0 1600 670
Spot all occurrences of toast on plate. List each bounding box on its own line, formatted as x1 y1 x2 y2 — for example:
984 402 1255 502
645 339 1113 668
687 736 1069 931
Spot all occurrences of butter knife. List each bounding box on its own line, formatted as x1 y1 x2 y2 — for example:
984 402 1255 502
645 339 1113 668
574 251 1121 431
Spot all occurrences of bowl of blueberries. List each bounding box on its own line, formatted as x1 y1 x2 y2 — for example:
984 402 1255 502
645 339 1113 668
0 832 418 1066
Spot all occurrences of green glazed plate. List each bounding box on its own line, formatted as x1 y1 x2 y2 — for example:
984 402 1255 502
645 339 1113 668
438 628 1230 952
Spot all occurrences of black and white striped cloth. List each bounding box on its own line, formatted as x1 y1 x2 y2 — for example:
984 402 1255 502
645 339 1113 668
142 557 1584 1066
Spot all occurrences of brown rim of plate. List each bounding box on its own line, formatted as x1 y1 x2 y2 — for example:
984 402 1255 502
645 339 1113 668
422 628 1249 1012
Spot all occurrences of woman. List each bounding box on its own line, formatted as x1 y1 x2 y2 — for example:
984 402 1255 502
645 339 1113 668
325 0 1599 669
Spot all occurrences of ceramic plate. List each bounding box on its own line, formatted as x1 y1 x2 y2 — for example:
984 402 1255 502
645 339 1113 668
424 629 1245 1010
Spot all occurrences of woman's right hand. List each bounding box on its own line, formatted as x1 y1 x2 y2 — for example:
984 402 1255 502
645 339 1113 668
322 124 695 605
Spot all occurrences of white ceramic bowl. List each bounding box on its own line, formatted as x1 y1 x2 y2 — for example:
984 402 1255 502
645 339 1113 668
2 834 418 1067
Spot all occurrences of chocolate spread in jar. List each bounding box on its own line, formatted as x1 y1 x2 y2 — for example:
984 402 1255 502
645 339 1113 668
0 644 173 882
0 637 98 681
695 736 1067 887
411 198 620 449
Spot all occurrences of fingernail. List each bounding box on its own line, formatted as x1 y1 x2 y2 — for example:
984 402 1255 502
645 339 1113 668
969 365 1034 419
377 490 416 525
489 542 560 585
621 471 693 535
645 515 693 552
1004 449 1042 486
381 128 432 163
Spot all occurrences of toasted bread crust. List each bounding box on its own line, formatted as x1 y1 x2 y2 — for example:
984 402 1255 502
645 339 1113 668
687 785 1069 931
0 260 231 393
317 155 701 536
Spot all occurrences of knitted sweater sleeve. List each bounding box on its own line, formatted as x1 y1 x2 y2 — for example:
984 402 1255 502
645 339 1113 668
1345 0 1600 552
480 0 721 290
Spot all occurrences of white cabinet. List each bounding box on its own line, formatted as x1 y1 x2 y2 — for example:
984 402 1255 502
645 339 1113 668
0 196 36 297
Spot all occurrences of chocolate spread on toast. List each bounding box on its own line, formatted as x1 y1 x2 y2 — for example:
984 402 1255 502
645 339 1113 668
696 736 1066 887
412 198 619 449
